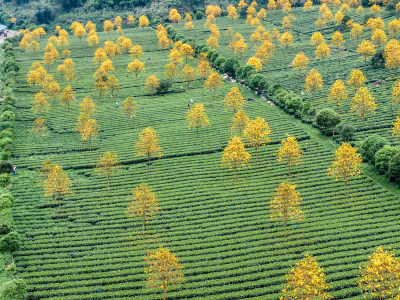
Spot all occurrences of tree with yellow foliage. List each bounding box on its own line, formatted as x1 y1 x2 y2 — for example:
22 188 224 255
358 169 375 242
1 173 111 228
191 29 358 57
258 8 267 19
371 29 387 49
184 13 192 22
383 39 400 73
127 15 135 26
315 42 331 61
279 31 293 47
43 164 73 212
103 20 114 33
282 254 331 299
85 21 96 32
120 96 138 119
311 31 325 48
43 43 59 67
221 136 251 180
61 85 75 111
127 60 146 78
32 92 50 115
169 8 181 23
164 63 178 83
94 47 108 64
391 79 400 113
305 68 323 101
95 152 121 193
114 16 123 27
186 103 210 136
358 246 400 299
144 247 184 300
351 86 377 125
104 41 121 58
126 183 159 236
139 15 150 29
79 97 96 117
181 43 194 64
182 64 195 86
74 24 86 40
347 69 366 92
204 70 223 96
334 10 344 25
328 142 362 194
388 19 400 38
328 79 347 111
197 58 212 79
392 117 400 143
238 0 247 11
118 37 132 53
136 127 163 169
370 3 381 16
106 75 119 96
231 109 249 137
79 118 99 150
247 56 262 71
268 0 277 10
292 52 309 75
130 44 143 59
87 31 99 47
351 23 363 42
227 4 238 20
184 22 194 30
315 18 326 30
207 35 219 49
277 134 302 176
144 75 159 96
270 182 304 238
244 117 270 160
31 118 48 137
304 0 313 11
331 31 344 53
223 87 245 113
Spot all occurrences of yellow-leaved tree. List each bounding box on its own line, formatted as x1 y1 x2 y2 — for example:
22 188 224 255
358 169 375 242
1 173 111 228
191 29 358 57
282 254 331 299
392 117 400 143
182 64 196 86
357 39 376 65
136 127 163 169
43 164 73 212
351 23 363 42
61 85 75 112
121 96 139 119
130 44 143 59
358 246 400 299
292 52 309 75
277 134 302 176
279 31 294 47
139 15 150 29
221 136 251 180
204 70 223 97
186 103 210 136
231 109 249 137
315 42 331 61
305 68 323 101
31 118 48 137
311 32 325 48
144 75 159 96
351 86 377 124
223 87 245 113
244 117 271 160
126 184 159 236
392 79 400 113
328 142 362 195
95 151 121 193
32 92 50 115
128 60 146 78
347 69 366 92
328 79 347 112
270 181 304 238
144 247 184 300
79 118 99 150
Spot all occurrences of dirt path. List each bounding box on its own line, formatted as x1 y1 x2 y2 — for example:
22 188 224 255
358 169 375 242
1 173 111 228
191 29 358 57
0 29 19 44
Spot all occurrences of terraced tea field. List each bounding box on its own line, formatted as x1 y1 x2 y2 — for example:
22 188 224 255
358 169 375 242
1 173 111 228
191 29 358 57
7 6 400 300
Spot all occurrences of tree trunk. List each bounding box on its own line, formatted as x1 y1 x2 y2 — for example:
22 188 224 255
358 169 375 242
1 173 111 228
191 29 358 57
344 178 347 195
107 174 110 193
163 285 167 300
234 165 237 181
58 197 61 212
148 153 151 171
288 163 291 176
142 218 145 236
196 126 199 137
255 146 258 161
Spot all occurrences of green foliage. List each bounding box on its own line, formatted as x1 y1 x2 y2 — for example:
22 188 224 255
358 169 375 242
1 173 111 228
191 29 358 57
0 209 14 235
222 58 240 76
315 108 341 135
156 79 172 95
0 278 27 300
360 134 388 164
339 124 355 142
0 173 11 188
388 152 400 184
375 145 400 174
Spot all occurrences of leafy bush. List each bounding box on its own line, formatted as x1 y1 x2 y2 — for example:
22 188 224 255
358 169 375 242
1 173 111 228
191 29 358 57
214 57 226 68
0 137 13 149
315 108 341 135
249 74 264 89
286 96 302 114
3 96 15 106
0 130 13 139
0 231 21 254
235 66 244 78
2 105 13 113
156 79 172 95
0 198 12 212
339 124 355 141
0 194 14 206
388 152 400 184
1 151 11 161
0 161 13 174
302 101 313 116
240 65 255 80
0 173 11 187
0 278 27 300
0 209 14 235
195 11 204 20
375 145 400 174
371 50 385 69
222 58 240 76
360 134 388 164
